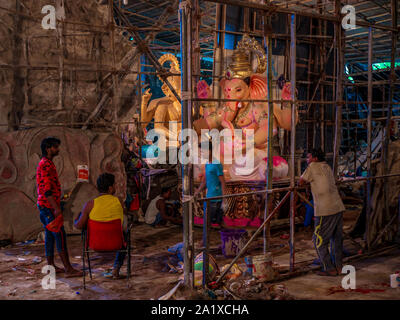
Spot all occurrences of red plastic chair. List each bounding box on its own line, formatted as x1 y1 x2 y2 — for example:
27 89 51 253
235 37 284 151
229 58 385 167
82 218 131 289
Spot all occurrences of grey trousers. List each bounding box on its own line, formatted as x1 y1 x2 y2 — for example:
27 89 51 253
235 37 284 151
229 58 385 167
313 211 343 272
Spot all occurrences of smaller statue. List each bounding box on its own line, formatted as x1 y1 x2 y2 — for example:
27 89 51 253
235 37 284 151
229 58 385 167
141 54 182 149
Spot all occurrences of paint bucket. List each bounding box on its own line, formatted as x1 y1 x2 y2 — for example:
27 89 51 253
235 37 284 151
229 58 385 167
220 229 247 258
77 165 89 182
253 253 275 281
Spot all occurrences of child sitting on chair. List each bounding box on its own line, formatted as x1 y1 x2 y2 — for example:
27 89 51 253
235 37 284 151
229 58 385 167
74 173 128 279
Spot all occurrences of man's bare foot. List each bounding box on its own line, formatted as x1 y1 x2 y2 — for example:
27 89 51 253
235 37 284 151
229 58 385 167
112 268 123 279
51 265 65 274
64 268 83 278
315 269 338 277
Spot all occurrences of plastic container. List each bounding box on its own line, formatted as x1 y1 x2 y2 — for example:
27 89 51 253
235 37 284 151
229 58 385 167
244 256 254 276
253 253 275 281
220 229 247 258
77 165 89 182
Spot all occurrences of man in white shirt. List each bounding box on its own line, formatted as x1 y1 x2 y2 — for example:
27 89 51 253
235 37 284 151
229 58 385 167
299 149 345 276
145 187 182 227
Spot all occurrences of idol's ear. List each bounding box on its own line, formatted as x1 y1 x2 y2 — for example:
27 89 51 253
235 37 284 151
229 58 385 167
250 74 267 100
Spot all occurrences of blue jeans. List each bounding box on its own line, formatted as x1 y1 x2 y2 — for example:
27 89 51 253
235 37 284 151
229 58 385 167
150 213 163 227
304 200 314 227
203 201 223 224
113 231 128 269
38 205 67 257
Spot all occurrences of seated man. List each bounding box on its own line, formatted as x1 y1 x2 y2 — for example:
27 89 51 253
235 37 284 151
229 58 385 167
74 173 128 279
145 187 182 227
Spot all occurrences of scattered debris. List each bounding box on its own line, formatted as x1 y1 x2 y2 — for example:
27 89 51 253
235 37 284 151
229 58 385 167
158 280 184 300
221 263 242 280
12 266 35 275
5 251 18 256
269 284 289 300
229 282 241 292
8 289 17 296
16 240 36 246
32 256 42 264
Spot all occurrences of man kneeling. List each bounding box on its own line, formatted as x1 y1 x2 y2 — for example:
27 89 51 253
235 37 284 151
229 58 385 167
74 173 128 279
145 187 182 227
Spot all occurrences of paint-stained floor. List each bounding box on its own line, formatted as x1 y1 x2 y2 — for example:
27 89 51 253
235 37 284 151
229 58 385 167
0 213 399 300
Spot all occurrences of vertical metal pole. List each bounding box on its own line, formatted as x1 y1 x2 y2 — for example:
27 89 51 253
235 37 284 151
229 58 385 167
243 7 249 33
333 0 343 176
214 4 226 104
192 0 201 121
381 0 398 243
289 13 296 272
180 0 194 288
138 57 143 163
109 0 119 133
212 3 221 84
263 5 273 253
202 200 210 287
366 27 373 250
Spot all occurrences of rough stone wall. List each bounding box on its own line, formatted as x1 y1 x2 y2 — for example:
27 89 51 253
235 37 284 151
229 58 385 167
0 127 126 242
0 1 140 241
0 0 139 131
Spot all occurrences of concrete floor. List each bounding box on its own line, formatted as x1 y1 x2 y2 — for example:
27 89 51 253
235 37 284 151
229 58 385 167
0 219 399 300
282 248 400 300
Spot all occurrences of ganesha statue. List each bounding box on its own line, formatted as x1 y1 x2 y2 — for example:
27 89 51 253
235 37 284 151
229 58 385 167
141 53 181 149
194 35 297 181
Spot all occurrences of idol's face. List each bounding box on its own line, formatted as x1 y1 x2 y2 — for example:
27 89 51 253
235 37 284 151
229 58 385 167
222 79 250 100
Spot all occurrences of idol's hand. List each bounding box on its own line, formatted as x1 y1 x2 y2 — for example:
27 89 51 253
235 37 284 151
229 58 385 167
197 80 211 99
142 88 152 104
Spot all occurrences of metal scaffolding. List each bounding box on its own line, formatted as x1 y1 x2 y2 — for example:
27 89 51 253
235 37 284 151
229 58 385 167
1 0 399 289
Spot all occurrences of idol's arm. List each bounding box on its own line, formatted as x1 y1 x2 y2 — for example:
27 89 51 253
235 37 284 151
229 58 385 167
273 102 298 131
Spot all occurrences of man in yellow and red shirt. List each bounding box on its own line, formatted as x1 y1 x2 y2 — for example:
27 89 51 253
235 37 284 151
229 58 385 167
36 137 81 277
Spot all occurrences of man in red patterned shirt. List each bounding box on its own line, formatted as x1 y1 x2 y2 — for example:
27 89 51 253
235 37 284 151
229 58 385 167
37 137 81 277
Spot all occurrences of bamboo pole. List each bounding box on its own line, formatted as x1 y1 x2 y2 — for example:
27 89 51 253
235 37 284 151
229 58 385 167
109 0 119 132
211 2 221 94
366 27 373 250
56 0 65 111
289 13 296 272
202 200 210 287
179 0 194 289
332 0 343 176
262 1 273 253
380 0 398 246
